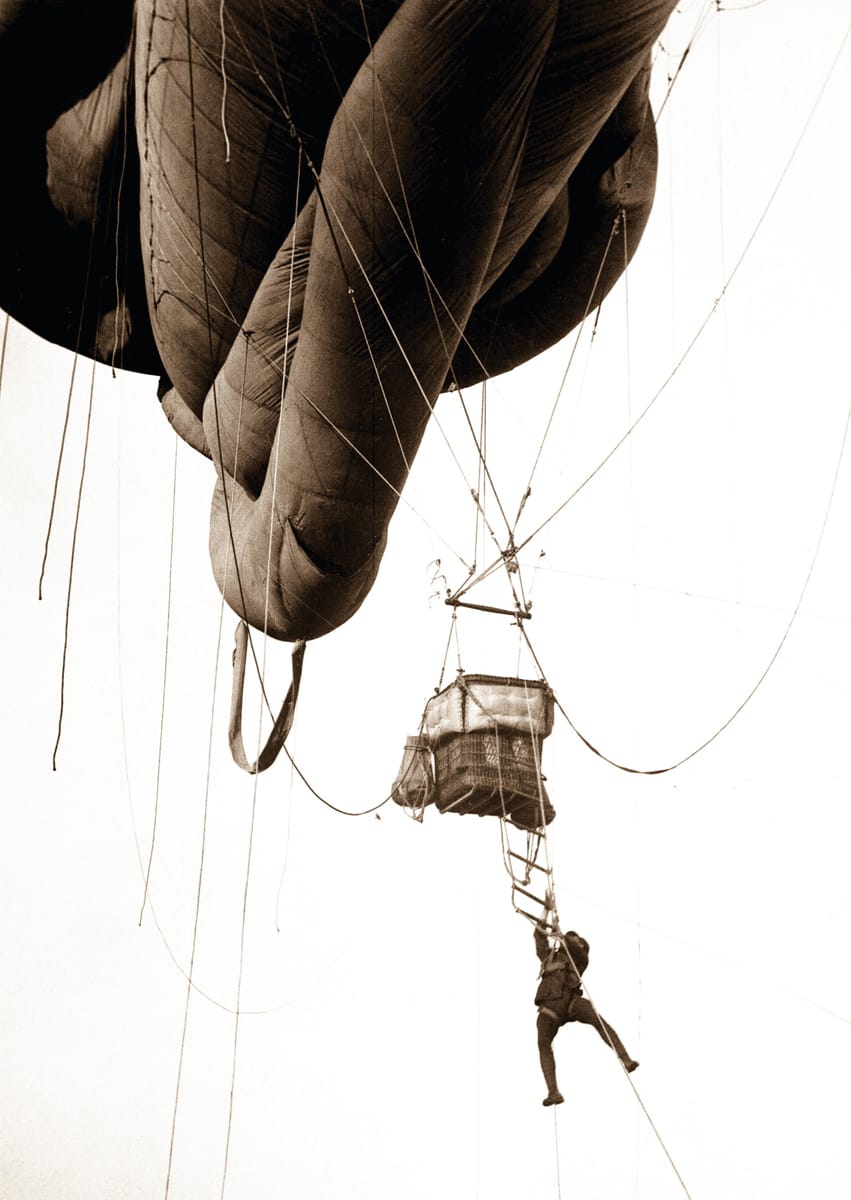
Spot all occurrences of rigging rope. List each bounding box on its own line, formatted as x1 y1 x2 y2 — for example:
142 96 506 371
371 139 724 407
109 252 299 1026
38 34 130 616
50 356 97 770
514 212 624 520
0 310 8 395
89 11 849 1190
516 376 849 772
654 1 715 127
230 5 548 568
109 47 133 375
547 929 696 1199
222 3 716 644
138 434 179 926
112 406 292 1020
222 756 263 1200
489 12 851 575
161 578 228 1200
551 878 851 1029
218 0 232 162
167 7 314 776
225 166 309 773
39 353 81 603
164 12 241 1195
153 22 480 646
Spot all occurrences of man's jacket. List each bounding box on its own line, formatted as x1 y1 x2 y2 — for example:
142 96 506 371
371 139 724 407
534 926 588 1005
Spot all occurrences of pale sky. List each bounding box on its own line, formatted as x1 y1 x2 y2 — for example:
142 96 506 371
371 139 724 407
2 4 851 1198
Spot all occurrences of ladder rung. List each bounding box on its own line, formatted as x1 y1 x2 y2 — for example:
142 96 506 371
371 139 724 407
512 883 548 908
507 849 549 874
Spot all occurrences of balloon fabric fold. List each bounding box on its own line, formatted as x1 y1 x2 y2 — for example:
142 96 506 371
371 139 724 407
0 0 676 641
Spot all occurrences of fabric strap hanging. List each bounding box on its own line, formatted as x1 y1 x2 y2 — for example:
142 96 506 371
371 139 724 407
228 621 306 774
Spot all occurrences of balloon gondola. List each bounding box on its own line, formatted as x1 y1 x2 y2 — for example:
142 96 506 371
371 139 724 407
392 672 556 830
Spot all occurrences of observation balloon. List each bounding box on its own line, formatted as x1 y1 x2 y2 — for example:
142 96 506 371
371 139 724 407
0 0 676 641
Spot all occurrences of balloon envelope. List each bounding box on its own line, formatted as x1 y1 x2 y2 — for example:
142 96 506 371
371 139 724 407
0 0 676 640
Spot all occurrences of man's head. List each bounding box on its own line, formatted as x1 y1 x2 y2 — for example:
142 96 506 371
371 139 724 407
564 931 589 955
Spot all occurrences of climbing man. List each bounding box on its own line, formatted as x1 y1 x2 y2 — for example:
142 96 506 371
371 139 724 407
535 898 639 1106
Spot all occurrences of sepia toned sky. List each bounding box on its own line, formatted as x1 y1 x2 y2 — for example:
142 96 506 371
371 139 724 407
2 4 850 1198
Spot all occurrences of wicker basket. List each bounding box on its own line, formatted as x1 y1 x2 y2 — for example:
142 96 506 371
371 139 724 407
390 736 435 810
432 730 554 826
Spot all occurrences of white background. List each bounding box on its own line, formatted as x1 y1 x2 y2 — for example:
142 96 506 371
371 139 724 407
2 4 850 1197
